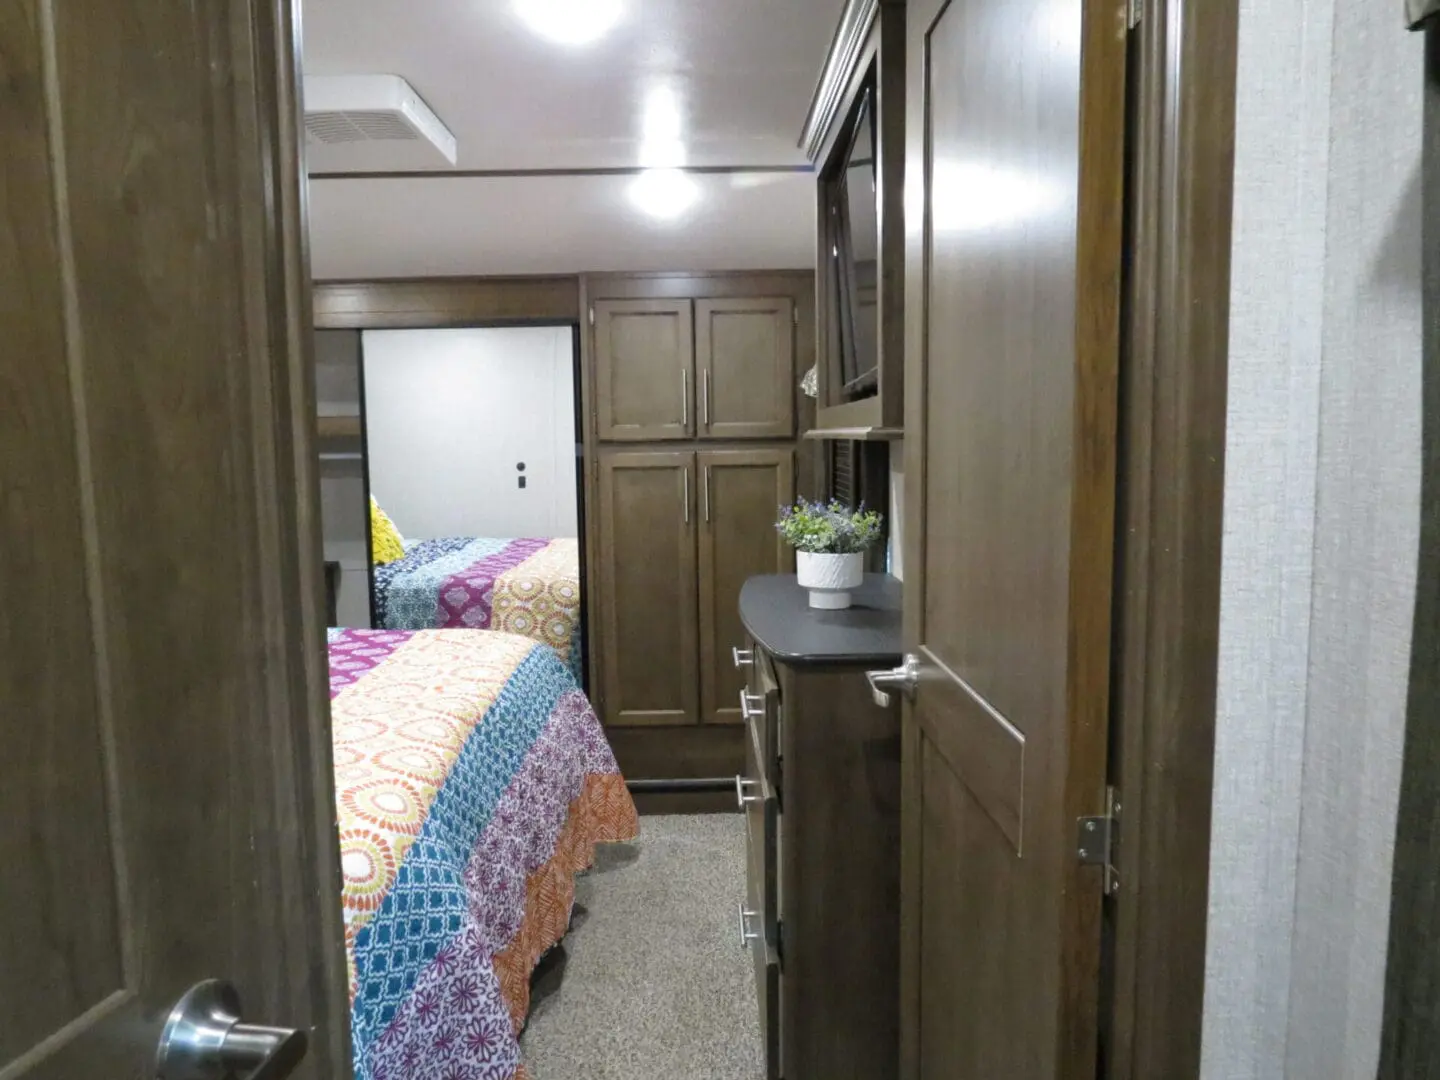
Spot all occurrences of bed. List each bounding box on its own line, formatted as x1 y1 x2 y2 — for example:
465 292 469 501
374 537 584 684
329 626 637 1080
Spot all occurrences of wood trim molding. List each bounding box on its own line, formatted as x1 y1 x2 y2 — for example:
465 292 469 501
798 0 880 161
1104 1 1239 1077
312 276 581 328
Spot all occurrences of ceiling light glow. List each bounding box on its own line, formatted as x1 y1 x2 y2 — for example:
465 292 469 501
513 0 622 46
629 168 699 220
639 84 686 168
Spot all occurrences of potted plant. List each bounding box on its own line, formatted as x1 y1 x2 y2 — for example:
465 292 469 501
776 499 885 610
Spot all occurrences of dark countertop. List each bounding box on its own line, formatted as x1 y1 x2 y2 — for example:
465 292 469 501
739 573 903 668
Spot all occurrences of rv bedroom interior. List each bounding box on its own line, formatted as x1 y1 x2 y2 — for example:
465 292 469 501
307 2 896 1076
47 0 1440 1079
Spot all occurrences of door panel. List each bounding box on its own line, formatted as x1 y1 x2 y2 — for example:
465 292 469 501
696 297 795 439
594 298 694 441
899 0 1126 1077
597 451 700 725
1 2 346 1078
698 449 795 725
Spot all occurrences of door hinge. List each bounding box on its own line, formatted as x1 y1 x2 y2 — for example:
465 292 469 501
1076 785 1120 896
588 306 595 326
1127 0 1142 29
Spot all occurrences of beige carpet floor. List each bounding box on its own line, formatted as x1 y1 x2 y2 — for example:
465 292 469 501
520 813 765 1079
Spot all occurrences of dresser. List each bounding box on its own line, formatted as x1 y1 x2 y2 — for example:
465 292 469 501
734 573 902 1079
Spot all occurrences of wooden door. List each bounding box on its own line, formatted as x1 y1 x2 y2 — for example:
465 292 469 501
696 297 796 439
597 451 700 724
1 3 347 1080
898 0 1126 1078
697 449 795 725
593 297 695 441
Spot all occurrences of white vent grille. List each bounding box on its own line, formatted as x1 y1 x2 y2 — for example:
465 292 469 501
306 109 422 145
303 75 456 167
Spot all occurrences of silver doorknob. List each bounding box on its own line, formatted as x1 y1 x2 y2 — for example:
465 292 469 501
156 979 307 1080
865 653 921 707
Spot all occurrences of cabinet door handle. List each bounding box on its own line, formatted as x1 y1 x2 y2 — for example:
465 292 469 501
681 368 689 429
732 646 754 669
737 903 761 948
702 369 710 428
735 775 762 809
739 688 764 721
682 467 690 525
704 465 712 523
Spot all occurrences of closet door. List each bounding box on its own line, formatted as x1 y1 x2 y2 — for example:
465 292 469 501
698 449 795 725
597 451 700 724
594 298 695 441
696 297 795 440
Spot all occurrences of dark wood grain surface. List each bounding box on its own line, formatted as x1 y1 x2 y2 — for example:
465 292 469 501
697 451 795 725
696 297 796 440
312 275 580 327
593 298 695 441
596 451 699 725
1 2 348 1076
897 0 1127 1078
1102 1 1238 1078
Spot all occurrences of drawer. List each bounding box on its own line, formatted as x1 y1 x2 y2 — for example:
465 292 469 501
742 713 779 949
752 930 781 1080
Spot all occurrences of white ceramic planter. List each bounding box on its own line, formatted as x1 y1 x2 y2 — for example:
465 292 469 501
796 551 865 610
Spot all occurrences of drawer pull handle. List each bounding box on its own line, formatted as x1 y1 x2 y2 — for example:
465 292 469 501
732 646 754 669
735 774 762 809
737 904 761 948
739 689 764 721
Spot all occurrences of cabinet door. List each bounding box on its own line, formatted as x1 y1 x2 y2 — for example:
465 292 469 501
597 451 699 725
698 449 795 724
696 297 795 439
594 298 694 441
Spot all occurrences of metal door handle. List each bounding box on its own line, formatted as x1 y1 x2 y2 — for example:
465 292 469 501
704 465 712 522
865 653 921 707
737 903 761 948
682 467 690 525
702 369 711 427
735 775 763 808
156 980 307 1080
739 689 764 721
732 646 754 669
681 368 689 429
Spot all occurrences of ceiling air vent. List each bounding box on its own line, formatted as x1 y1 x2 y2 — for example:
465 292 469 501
303 75 457 171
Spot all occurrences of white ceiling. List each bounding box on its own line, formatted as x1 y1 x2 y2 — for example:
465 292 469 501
308 172 816 279
300 0 838 278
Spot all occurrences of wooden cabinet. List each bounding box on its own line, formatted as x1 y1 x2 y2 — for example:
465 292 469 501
737 573 903 1080
592 291 796 444
597 448 794 731
594 298 694 441
596 451 699 724
698 449 794 725
696 297 796 439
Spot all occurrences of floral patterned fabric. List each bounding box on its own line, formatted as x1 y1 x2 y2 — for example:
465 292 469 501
374 538 584 685
328 628 637 1080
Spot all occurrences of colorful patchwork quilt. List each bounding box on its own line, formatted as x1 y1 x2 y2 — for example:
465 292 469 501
375 538 584 684
328 627 638 1080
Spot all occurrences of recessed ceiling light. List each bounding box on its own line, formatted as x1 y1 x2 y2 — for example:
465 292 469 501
513 0 623 46
629 169 700 221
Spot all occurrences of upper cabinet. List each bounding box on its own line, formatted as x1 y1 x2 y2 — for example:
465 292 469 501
802 0 905 440
593 298 695 441
589 276 804 443
696 297 795 440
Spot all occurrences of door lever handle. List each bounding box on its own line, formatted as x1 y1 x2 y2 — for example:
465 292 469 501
156 979 308 1080
865 653 921 707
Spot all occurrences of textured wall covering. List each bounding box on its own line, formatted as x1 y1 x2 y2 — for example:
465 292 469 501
1205 2 1423 1078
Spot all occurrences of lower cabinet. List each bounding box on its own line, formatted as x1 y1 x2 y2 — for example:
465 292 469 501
596 447 793 730
735 575 903 1080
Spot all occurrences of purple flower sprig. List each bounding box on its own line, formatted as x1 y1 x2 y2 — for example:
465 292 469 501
775 499 884 554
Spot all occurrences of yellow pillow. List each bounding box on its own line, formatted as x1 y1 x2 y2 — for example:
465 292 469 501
370 496 406 565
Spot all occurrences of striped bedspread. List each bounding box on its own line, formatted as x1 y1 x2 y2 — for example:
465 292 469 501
329 627 637 1080
375 537 583 682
